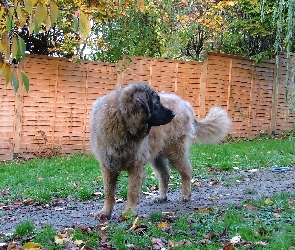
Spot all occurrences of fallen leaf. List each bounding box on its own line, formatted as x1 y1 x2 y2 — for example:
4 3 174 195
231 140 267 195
203 232 218 240
134 225 148 234
230 234 242 244
0 189 10 196
55 236 65 244
220 227 228 239
151 238 165 249
74 239 84 245
264 198 274 206
200 238 210 244
125 243 139 249
169 239 191 248
209 196 219 201
23 241 42 249
193 181 203 187
210 180 219 185
1 205 11 210
162 211 175 215
7 242 19 250
129 216 140 231
258 227 267 235
23 198 35 205
272 212 282 218
12 200 22 205
195 207 215 214
150 185 158 191
99 226 109 244
223 243 236 250
157 221 170 231
244 203 258 212
92 192 103 197
255 241 267 246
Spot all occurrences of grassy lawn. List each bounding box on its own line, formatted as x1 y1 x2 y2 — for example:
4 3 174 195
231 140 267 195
0 137 295 249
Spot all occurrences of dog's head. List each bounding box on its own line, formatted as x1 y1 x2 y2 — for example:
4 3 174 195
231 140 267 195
118 83 175 138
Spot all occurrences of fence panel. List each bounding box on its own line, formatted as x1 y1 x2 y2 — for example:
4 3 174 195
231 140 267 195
0 53 294 159
250 61 275 137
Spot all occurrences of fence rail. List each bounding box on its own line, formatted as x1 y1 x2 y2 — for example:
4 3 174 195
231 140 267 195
0 52 294 159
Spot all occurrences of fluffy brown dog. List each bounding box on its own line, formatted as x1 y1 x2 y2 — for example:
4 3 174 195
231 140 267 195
90 83 231 221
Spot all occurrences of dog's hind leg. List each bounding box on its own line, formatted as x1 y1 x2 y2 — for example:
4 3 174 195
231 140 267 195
124 164 145 214
166 140 192 202
170 157 192 202
151 154 170 203
96 165 119 221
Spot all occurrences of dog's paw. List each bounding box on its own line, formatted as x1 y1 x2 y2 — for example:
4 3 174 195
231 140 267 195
95 211 111 222
152 196 168 204
180 195 191 202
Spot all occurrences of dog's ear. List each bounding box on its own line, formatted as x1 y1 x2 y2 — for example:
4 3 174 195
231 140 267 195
119 88 152 137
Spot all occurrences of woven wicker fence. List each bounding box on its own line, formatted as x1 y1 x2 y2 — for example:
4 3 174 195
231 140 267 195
0 52 294 159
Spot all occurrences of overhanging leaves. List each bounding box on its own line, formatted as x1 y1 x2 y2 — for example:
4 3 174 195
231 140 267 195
21 70 30 92
50 1 59 25
11 70 19 92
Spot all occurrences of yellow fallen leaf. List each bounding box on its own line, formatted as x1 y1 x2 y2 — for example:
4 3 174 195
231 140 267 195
157 221 170 231
129 216 140 231
74 239 84 245
54 236 64 244
195 207 215 214
23 241 42 249
264 198 274 206
209 196 219 201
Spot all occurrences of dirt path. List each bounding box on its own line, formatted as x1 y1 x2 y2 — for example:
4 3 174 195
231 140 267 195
1 167 294 234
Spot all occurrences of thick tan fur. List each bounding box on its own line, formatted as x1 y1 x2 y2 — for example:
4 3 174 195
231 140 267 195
90 83 231 220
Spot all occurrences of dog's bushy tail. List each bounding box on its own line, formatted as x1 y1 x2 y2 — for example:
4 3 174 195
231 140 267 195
194 106 231 144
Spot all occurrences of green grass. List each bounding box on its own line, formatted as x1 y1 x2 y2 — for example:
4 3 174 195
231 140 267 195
15 220 35 237
0 153 103 204
0 138 295 249
0 138 294 204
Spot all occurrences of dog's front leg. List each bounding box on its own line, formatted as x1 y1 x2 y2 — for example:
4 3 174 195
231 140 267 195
96 165 119 221
124 165 145 214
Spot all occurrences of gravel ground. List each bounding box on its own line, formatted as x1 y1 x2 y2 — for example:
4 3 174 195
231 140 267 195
0 167 294 234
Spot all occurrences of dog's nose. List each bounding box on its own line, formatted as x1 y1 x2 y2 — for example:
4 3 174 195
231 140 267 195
171 111 176 117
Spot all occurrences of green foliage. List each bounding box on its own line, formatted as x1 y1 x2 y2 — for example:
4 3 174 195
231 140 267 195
218 0 277 61
91 6 162 62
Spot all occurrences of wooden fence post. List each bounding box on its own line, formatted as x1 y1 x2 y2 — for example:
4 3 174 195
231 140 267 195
82 63 89 151
227 58 232 112
247 61 255 137
270 55 279 134
199 57 208 118
174 62 178 93
51 61 59 150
